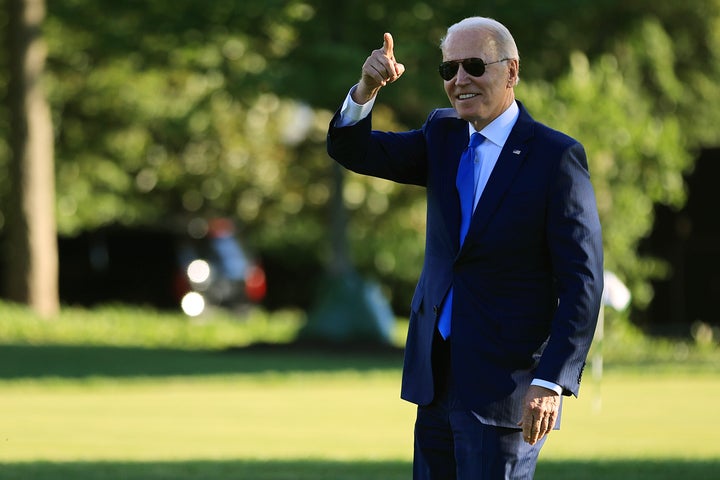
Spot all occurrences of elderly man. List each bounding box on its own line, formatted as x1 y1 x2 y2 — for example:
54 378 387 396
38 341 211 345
327 16 604 479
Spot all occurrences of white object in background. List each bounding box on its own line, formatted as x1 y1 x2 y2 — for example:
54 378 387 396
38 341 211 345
602 270 631 311
593 270 631 413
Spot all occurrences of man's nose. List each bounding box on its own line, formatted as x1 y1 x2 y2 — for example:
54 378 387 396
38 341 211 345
454 65 471 84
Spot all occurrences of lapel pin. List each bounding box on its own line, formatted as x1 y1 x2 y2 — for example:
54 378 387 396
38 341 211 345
513 149 521 155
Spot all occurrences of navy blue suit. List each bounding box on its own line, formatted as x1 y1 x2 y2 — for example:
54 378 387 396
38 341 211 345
328 100 603 431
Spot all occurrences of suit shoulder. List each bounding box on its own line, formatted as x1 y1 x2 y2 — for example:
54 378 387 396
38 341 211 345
426 108 464 124
428 108 460 120
424 108 465 135
533 121 581 149
531 120 590 172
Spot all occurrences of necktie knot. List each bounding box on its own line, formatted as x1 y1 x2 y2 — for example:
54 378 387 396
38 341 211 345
468 132 485 149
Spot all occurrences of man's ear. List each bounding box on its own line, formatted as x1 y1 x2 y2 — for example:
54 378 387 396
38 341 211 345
508 59 520 87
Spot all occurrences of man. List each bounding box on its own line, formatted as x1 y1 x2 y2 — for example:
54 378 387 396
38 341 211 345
327 17 603 479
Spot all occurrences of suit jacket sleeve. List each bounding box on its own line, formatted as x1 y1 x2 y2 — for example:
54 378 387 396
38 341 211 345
327 109 428 187
535 141 604 397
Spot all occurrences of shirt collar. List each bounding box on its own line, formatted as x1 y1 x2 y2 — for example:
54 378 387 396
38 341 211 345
468 100 519 148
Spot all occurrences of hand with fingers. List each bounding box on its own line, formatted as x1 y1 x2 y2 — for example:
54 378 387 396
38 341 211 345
353 32 406 104
518 385 561 445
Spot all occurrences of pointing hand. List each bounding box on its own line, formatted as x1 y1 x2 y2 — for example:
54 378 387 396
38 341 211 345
353 32 406 104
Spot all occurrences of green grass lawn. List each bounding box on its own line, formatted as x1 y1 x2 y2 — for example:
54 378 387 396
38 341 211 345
1 302 719 479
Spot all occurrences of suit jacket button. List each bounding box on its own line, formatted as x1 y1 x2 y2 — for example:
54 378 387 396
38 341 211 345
433 305 439 315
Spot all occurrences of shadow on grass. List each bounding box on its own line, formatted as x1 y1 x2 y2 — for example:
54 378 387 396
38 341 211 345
0 343 404 380
0 459 718 480
538 459 720 479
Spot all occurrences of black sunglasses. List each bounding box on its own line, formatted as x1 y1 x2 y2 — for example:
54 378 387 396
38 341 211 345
438 57 511 81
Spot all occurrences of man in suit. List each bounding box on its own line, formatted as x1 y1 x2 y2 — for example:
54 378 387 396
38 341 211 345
327 17 604 479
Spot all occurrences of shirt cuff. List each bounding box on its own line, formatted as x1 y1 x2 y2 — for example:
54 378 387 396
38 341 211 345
336 85 376 127
531 378 563 395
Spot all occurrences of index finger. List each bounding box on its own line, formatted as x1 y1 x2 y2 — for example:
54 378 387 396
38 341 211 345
382 32 394 57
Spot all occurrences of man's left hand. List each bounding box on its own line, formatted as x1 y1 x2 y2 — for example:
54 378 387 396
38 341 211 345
518 385 560 445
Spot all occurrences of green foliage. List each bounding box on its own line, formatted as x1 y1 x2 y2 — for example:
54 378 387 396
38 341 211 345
1 0 719 319
41 1 328 238
595 309 720 369
517 10 718 309
276 1 720 315
2 301 718 367
0 300 303 349
519 48 691 308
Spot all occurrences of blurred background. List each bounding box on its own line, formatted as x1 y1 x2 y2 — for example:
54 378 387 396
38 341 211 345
0 1 719 478
3 0 720 339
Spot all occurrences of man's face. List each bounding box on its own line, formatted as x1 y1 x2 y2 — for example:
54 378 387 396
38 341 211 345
442 28 518 131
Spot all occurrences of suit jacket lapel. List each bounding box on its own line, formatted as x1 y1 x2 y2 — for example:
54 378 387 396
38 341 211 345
440 122 469 251
463 103 535 245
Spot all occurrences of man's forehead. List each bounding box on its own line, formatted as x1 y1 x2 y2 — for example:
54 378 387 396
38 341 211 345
442 29 497 58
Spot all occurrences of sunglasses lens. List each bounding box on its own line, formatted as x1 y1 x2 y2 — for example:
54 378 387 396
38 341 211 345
438 59 486 80
463 59 486 77
438 62 458 81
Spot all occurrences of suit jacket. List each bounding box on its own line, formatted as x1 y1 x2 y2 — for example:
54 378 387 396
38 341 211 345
327 101 604 428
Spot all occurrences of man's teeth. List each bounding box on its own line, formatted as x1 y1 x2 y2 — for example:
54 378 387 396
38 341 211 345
458 94 477 100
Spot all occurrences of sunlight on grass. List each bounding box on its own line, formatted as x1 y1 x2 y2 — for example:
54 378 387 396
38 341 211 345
1 368 719 464
0 373 415 462
542 372 720 461
1 301 719 474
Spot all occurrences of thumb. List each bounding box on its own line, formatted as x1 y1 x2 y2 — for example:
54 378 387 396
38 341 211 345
382 32 394 58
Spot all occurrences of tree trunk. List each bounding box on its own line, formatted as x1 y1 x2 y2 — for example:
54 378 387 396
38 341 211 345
5 0 59 317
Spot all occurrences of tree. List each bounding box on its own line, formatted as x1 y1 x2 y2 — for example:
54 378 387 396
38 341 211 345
1 0 717 324
4 0 58 316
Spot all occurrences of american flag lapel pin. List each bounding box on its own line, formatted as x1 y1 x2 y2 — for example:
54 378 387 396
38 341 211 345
513 149 521 155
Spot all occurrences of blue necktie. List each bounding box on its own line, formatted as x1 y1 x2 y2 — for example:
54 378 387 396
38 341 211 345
438 132 485 339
